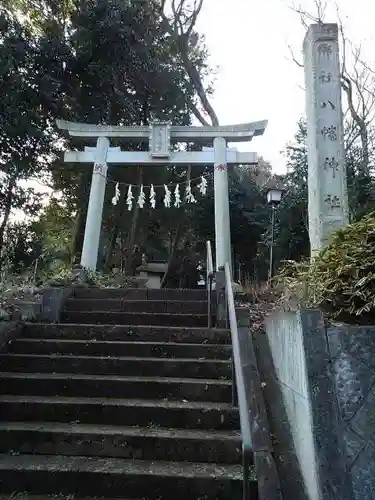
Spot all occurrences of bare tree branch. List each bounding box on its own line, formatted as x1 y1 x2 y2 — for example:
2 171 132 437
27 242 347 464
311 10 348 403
339 21 371 175
287 44 303 67
314 0 327 22
289 0 326 27
151 0 219 126
190 101 210 125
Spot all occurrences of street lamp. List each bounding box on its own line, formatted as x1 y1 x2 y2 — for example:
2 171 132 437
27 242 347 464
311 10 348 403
267 185 285 281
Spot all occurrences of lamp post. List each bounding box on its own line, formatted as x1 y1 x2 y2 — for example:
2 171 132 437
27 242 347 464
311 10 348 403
267 186 284 282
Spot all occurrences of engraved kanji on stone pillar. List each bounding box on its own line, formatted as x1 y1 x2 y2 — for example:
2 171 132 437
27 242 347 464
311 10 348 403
303 24 349 256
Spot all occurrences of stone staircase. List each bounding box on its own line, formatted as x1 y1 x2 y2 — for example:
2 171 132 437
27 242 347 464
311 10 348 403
0 287 258 499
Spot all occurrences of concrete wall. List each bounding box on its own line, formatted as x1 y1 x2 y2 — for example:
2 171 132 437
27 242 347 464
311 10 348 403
265 310 353 500
254 329 309 499
266 312 319 500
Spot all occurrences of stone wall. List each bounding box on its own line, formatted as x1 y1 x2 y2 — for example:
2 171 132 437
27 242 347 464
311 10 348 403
264 310 353 500
327 325 375 499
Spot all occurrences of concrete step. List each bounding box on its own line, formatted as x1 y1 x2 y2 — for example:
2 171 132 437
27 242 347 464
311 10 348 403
73 288 210 302
0 454 247 499
10 339 232 359
61 311 208 327
0 395 239 430
65 299 209 314
73 288 148 300
0 372 231 402
148 289 211 301
0 354 231 379
0 422 242 464
0 495 140 500
22 324 231 344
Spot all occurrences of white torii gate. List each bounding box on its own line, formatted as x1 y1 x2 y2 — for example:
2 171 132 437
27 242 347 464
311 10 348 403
57 119 267 272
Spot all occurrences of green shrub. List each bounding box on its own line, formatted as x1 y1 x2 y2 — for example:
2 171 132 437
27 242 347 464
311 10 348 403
45 264 131 289
276 213 375 322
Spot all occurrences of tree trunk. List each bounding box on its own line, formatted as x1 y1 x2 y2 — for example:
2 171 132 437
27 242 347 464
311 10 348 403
161 222 182 288
104 183 127 270
0 177 16 273
71 168 91 264
124 166 143 274
342 74 370 176
105 225 119 270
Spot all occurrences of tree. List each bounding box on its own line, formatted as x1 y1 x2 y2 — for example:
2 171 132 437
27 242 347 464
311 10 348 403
1 222 42 276
0 10 57 271
14 0 218 273
276 120 309 261
0 0 278 281
271 115 375 275
151 0 218 126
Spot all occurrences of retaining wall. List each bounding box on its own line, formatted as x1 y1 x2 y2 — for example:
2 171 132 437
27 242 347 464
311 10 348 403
261 309 363 500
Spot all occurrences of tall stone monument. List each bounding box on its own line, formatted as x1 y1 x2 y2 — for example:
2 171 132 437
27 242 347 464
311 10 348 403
303 24 349 256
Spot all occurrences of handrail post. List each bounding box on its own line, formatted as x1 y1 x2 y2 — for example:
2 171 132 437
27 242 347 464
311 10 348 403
232 358 237 406
215 267 226 328
207 274 213 328
243 449 250 500
206 241 214 329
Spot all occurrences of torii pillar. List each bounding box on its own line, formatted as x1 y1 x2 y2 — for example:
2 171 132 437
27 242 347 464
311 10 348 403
213 137 232 273
81 137 110 270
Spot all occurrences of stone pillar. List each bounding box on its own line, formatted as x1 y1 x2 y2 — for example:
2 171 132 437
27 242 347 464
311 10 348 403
303 23 349 256
81 136 110 271
214 137 232 273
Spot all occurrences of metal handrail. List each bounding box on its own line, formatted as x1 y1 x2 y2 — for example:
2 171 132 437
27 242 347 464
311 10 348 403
206 241 214 328
224 261 252 500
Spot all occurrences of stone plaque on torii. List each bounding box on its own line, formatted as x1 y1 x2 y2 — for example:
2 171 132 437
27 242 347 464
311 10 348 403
57 119 267 271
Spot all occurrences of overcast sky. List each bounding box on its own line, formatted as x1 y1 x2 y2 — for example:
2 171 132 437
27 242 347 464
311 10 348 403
196 0 375 173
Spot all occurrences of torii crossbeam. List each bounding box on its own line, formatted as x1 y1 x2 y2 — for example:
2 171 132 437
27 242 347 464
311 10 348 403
57 119 267 272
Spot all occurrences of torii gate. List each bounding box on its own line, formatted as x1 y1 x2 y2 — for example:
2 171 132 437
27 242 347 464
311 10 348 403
57 119 267 272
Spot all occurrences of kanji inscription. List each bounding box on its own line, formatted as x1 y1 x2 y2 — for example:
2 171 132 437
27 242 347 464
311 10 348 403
321 101 336 110
324 194 341 209
324 157 339 178
321 126 337 141
319 71 332 84
317 43 333 56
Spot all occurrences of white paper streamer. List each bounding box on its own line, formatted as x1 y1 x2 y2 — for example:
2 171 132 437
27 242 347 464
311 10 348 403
185 181 196 204
137 185 146 208
111 182 120 205
150 184 156 209
126 185 134 211
174 184 181 208
164 185 171 208
198 176 208 196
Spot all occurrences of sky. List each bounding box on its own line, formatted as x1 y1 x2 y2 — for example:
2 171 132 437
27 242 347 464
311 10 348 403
196 0 375 173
